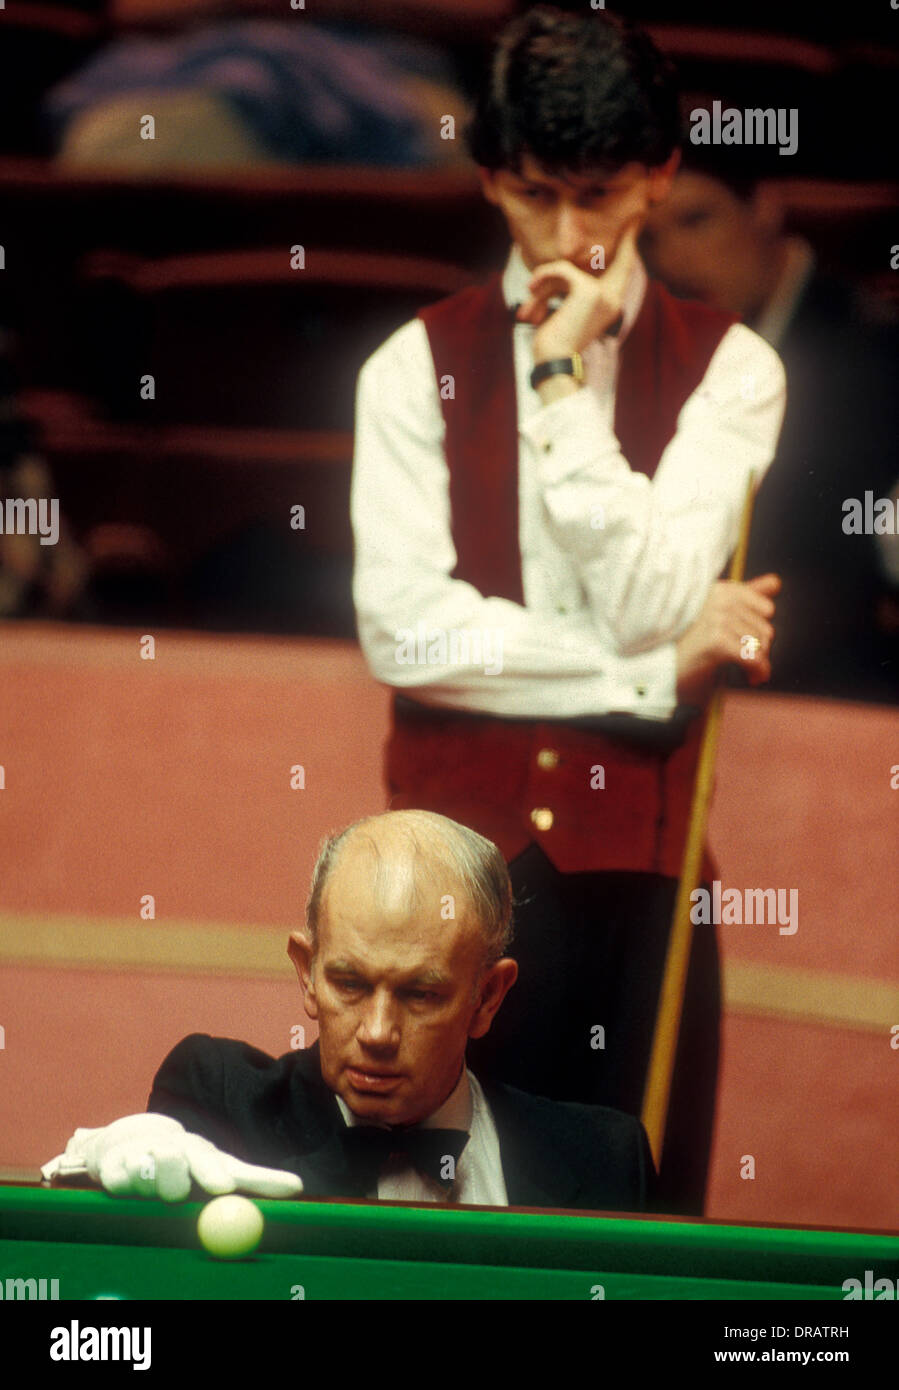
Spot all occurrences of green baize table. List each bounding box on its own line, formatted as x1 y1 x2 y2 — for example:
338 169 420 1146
1 1185 896 1300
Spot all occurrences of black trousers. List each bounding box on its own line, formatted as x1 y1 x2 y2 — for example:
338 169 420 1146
467 844 721 1216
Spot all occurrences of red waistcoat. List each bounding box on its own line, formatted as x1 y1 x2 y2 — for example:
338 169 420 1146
385 272 735 876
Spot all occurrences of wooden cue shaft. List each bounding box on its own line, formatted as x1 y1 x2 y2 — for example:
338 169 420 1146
640 471 758 1169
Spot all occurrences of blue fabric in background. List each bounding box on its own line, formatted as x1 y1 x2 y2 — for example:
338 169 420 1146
42 19 459 166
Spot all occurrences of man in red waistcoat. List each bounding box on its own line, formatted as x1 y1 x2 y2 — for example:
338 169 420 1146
351 5 785 1213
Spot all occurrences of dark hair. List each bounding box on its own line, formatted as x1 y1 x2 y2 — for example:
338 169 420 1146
466 5 680 176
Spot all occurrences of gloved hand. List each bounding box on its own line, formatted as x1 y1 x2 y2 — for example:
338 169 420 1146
41 1113 304 1202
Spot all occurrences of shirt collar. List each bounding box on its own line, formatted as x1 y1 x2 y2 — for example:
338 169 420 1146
501 242 647 345
336 1064 473 1132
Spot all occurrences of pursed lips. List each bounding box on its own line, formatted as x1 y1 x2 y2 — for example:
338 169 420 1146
347 1064 403 1079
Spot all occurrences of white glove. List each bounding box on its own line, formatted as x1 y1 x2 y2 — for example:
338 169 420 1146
41 1113 304 1202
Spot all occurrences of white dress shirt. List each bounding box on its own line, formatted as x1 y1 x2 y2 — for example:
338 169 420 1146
352 244 786 721
335 1067 508 1206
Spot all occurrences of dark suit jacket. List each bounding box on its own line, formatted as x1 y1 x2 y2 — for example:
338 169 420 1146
147 1034 657 1213
747 272 899 699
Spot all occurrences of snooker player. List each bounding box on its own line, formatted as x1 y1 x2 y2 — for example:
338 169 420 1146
42 810 656 1211
351 4 785 1213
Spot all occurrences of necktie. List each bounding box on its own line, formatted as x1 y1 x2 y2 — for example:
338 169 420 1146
341 1125 469 1192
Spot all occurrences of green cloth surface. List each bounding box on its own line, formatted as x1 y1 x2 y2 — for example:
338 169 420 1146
1 1186 895 1301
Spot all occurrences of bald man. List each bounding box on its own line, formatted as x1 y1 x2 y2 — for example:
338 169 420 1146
43 810 656 1212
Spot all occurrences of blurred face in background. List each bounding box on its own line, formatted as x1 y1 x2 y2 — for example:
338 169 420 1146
640 169 786 320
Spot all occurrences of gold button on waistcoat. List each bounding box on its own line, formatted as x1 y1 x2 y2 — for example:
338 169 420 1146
530 807 554 832
536 748 559 770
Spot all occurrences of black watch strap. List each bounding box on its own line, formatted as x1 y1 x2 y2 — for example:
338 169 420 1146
530 352 585 390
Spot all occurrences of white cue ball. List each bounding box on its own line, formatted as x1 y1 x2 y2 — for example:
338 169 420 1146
197 1195 264 1260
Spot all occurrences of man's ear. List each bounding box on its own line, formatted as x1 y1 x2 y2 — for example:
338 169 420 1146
288 930 319 1020
468 958 518 1040
646 149 681 205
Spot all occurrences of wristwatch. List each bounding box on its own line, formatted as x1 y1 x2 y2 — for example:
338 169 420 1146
530 351 585 391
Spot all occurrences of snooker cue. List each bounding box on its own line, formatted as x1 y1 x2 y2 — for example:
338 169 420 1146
640 470 758 1170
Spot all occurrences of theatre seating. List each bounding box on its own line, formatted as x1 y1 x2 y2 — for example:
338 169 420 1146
19 389 356 633
4 159 896 631
74 246 472 429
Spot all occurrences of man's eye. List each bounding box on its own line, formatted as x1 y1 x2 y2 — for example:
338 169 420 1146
335 978 364 991
407 989 438 1002
522 186 548 200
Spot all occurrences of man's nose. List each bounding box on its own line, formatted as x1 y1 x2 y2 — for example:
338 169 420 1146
357 992 400 1049
555 203 590 261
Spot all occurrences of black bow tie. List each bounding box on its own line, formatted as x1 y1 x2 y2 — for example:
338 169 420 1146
341 1125 470 1192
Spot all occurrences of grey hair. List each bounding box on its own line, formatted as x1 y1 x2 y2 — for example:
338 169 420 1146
305 810 514 969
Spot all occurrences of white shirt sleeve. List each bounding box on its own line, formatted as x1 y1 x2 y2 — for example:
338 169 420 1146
351 318 677 720
521 323 787 655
